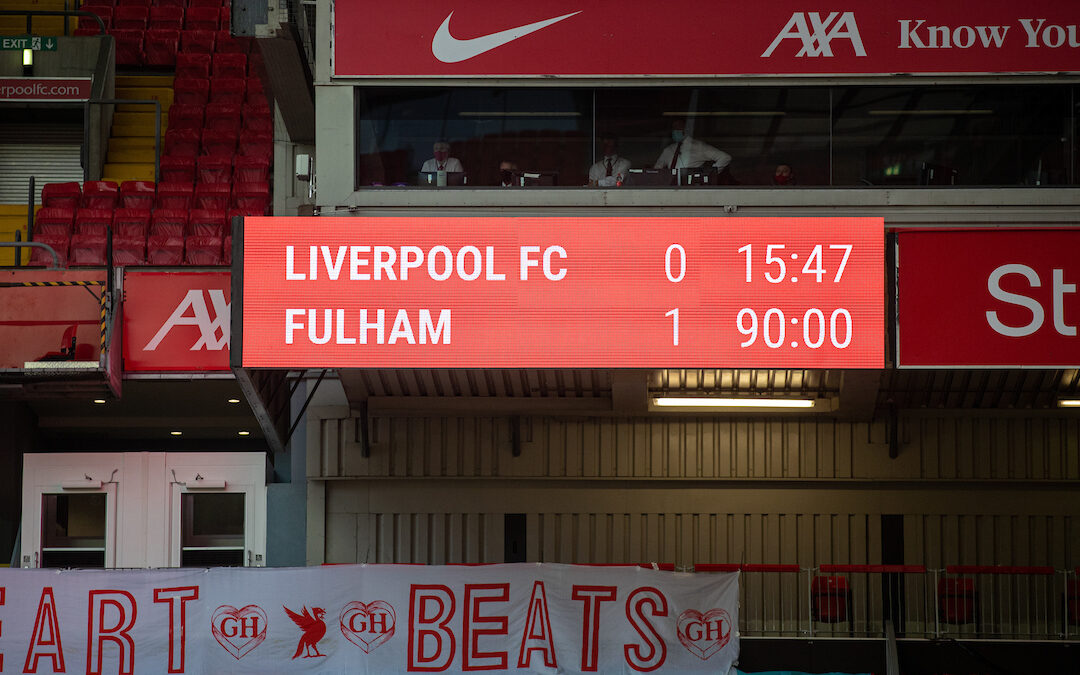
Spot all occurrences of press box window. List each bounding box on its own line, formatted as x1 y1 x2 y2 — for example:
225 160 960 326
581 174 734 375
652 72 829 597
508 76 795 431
181 492 245 567
41 493 106 568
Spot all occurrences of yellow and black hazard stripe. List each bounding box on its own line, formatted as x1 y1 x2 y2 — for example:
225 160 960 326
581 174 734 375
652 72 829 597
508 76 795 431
0 280 105 287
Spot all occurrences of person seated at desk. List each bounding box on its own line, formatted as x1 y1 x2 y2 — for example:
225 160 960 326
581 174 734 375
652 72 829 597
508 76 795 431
773 164 795 186
420 140 464 173
499 160 518 187
654 119 731 172
588 135 632 187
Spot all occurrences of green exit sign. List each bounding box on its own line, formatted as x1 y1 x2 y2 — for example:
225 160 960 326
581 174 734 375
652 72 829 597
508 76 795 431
0 36 58 51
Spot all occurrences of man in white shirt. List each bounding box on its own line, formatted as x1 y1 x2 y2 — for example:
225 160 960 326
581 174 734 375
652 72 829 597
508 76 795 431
420 140 464 173
654 119 731 172
588 135 632 187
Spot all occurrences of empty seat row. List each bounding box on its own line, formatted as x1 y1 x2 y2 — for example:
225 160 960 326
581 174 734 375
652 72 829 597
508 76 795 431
34 206 252 239
31 231 232 267
161 154 270 184
168 101 270 133
175 51 261 79
93 0 230 8
80 5 228 30
164 128 272 160
38 183 269 220
174 76 263 105
41 181 126 210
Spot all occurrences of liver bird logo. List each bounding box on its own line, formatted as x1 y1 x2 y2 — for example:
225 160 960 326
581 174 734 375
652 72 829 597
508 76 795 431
283 605 327 659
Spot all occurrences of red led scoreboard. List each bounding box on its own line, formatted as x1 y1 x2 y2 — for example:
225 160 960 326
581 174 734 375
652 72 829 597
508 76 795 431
238 217 884 368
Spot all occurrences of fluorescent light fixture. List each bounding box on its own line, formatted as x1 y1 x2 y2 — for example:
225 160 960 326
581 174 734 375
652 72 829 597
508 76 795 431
867 109 993 116
170 430 183 436
227 398 241 404
238 430 250 436
653 397 816 409
458 111 581 117
1058 399 1080 407
92 399 106 404
23 49 33 67
663 111 787 117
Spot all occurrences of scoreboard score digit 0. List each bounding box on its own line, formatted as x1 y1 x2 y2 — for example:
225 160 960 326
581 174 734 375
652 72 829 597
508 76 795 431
240 217 885 369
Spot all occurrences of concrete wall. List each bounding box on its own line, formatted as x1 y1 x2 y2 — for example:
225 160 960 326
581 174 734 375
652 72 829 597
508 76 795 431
306 411 1080 568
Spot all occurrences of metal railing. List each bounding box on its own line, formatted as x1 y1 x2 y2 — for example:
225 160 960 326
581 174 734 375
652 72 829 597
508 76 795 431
693 564 1080 642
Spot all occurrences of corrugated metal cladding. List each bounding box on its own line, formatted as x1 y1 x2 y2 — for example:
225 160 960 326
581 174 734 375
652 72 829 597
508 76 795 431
309 413 1080 568
0 124 84 203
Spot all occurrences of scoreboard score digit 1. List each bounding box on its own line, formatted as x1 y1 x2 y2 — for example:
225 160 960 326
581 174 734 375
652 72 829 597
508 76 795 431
240 217 885 369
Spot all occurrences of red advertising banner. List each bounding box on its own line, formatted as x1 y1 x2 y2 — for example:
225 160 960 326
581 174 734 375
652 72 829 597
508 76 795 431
897 230 1080 367
334 0 1080 77
123 270 231 372
240 216 884 369
0 564 739 674
0 77 92 101
0 269 105 368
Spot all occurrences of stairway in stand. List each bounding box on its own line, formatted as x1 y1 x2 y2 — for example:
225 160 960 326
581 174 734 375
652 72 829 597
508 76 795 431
102 74 174 185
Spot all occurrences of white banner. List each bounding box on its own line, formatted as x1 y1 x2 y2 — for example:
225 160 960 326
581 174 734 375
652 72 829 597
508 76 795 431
0 563 738 674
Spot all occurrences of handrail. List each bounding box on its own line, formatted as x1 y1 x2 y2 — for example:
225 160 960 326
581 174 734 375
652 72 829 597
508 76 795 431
0 242 61 270
83 99 161 183
0 9 106 36
820 564 928 574
945 565 1056 575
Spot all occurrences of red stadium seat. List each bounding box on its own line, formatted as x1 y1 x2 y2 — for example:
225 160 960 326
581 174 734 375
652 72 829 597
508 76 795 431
242 111 272 133
184 235 223 265
185 6 219 30
161 155 197 183
811 576 850 623
113 6 148 29
165 128 202 157
166 104 204 131
197 155 232 184
41 182 81 209
189 0 223 6
115 0 151 6
175 52 210 79
156 0 186 6
195 183 231 210
209 77 245 104
119 181 156 209
201 128 237 156
180 29 216 54
155 182 194 210
244 77 265 105
247 49 264 75
232 182 269 214
144 29 180 66
79 6 112 30
30 232 69 267
938 578 977 624
238 130 272 160
218 6 230 32
110 29 145 65
213 53 246 79
149 6 184 30
75 26 102 37
223 234 232 265
215 31 250 54
188 208 227 237
205 103 242 132
81 181 119 209
151 210 189 238
113 208 151 239
234 154 270 182
69 233 108 266
147 233 184 265
173 77 209 106
112 236 147 266
75 208 112 237
34 207 75 236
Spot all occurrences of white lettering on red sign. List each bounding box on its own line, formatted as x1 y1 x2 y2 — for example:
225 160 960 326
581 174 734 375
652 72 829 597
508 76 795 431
144 289 230 351
986 263 1077 337
761 12 866 57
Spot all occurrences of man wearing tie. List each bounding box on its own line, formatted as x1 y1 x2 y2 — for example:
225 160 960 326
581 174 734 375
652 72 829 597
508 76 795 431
654 119 731 173
588 135 632 187
421 140 464 173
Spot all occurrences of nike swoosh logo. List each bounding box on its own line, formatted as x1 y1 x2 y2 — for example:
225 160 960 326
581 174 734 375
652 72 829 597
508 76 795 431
431 10 581 63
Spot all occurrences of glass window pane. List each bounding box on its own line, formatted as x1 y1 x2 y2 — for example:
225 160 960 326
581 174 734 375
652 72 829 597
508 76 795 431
831 85 1073 186
181 492 246 567
41 493 106 568
356 87 592 187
